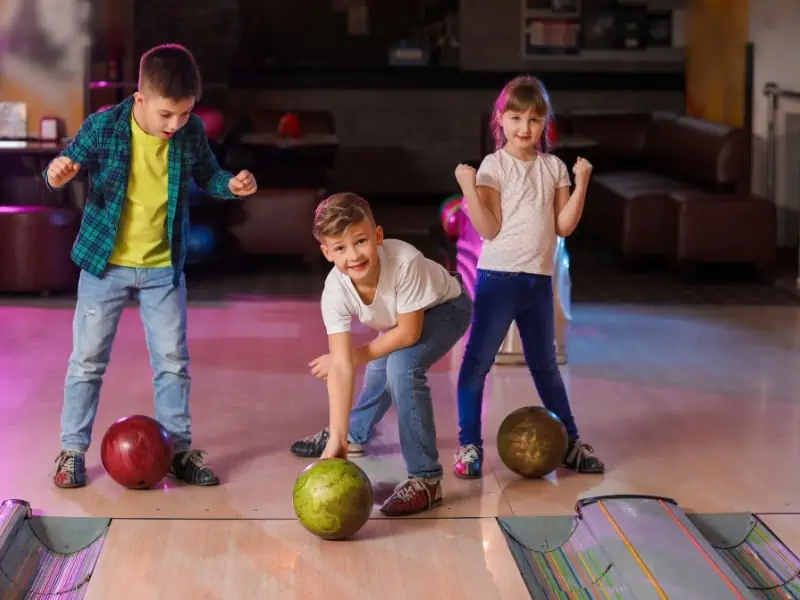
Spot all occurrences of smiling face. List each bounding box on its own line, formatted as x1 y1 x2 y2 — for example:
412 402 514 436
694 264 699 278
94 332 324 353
320 218 384 285
499 107 547 153
491 75 553 155
133 89 195 140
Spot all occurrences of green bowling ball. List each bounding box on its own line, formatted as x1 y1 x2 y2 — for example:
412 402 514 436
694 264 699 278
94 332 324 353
292 457 374 540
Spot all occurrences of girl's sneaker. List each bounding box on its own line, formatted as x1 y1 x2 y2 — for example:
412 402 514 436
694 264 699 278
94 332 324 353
453 444 483 479
563 439 605 473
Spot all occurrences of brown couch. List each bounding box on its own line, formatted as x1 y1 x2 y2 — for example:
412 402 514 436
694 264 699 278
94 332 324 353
0 206 80 293
567 112 775 268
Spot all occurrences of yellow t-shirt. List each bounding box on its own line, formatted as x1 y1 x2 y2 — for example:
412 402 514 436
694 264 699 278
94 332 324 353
108 114 172 267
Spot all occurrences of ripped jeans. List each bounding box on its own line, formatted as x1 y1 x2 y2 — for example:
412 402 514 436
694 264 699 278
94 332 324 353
60 266 192 452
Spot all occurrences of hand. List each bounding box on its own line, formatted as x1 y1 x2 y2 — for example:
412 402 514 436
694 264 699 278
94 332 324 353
47 157 80 188
321 436 348 459
228 170 257 196
454 163 476 191
573 157 593 188
309 353 330 381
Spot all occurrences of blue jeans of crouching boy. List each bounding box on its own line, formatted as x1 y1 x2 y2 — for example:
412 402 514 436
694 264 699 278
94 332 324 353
347 289 473 480
60 266 192 452
457 269 579 448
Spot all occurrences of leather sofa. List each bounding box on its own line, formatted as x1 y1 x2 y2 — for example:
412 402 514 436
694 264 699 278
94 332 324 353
478 110 775 269
568 112 775 268
0 205 80 293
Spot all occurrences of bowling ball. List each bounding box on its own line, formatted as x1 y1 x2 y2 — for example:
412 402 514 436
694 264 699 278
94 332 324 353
292 457 373 540
278 112 301 138
186 223 217 263
496 406 568 478
100 415 174 489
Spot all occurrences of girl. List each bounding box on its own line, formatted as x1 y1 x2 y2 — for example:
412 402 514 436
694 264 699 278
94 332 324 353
452 74 604 479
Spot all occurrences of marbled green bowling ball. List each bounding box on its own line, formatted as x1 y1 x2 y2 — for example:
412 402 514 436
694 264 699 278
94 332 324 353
292 458 373 540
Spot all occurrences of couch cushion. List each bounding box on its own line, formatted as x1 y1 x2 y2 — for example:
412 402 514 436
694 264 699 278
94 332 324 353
643 116 749 191
593 171 701 201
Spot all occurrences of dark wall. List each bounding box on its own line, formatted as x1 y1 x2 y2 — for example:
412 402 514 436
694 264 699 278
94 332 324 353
133 0 239 82
131 0 687 195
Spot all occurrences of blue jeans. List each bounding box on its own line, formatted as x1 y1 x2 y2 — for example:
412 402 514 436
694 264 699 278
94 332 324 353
348 290 473 479
457 269 579 447
61 266 192 452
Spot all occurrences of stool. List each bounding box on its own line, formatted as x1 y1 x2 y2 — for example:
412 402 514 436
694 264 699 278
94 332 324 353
0 206 80 293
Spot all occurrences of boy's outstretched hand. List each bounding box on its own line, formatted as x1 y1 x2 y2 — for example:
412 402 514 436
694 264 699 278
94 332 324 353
47 157 81 189
321 436 348 459
309 353 330 381
228 170 258 196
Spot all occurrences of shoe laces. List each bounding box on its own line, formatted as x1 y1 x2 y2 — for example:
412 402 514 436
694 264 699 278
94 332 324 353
566 440 595 463
456 444 481 463
305 428 329 445
393 478 435 505
177 449 208 469
53 450 81 475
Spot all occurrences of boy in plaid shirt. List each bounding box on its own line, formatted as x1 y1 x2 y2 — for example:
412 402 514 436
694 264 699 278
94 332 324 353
43 44 257 488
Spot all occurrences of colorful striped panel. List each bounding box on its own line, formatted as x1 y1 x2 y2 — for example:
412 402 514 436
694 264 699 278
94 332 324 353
714 517 800 600
508 518 632 599
0 501 107 600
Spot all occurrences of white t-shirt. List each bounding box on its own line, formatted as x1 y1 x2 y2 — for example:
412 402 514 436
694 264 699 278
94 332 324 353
475 149 571 275
321 238 463 335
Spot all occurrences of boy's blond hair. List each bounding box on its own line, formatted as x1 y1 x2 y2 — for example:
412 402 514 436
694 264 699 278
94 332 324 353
312 192 376 242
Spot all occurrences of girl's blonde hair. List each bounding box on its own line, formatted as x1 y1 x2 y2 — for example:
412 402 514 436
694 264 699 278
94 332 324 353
491 75 553 153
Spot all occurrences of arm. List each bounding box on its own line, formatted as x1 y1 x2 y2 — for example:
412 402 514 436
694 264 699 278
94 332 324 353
327 331 356 444
189 117 237 199
463 184 502 241
352 310 424 366
456 157 503 240
554 158 589 237
42 115 99 191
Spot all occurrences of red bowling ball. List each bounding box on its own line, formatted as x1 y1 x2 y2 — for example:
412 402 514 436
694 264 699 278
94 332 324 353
100 415 174 489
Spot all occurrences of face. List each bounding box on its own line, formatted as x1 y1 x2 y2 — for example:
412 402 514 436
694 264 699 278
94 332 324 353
133 90 195 140
499 107 547 152
320 219 384 284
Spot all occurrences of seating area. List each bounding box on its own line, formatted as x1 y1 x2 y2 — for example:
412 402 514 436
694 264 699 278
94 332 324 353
0 104 781 294
561 112 776 271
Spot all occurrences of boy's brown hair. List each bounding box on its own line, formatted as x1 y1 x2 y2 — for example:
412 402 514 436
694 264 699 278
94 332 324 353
313 192 376 242
138 43 202 101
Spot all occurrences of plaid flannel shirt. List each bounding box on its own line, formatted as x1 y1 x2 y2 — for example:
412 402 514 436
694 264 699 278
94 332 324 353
43 95 236 286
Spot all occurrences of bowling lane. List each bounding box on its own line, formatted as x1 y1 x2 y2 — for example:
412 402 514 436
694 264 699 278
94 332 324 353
0 301 510 520
84 518 529 600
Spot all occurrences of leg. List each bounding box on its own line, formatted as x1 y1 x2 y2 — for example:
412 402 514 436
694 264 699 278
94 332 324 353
347 356 392 445
289 356 392 458
55 267 132 488
453 270 518 479
380 291 473 517
514 274 604 473
137 267 217 486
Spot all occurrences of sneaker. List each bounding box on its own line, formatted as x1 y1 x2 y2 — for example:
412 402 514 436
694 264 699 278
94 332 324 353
52 450 87 488
563 439 605 474
169 450 220 486
453 444 483 479
289 427 365 458
380 477 442 517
